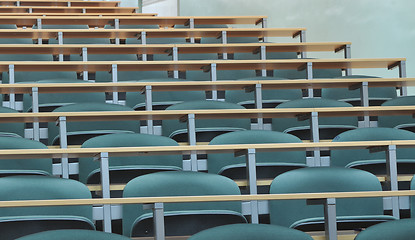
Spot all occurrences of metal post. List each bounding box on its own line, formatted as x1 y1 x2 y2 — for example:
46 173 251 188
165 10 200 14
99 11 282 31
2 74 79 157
399 60 407 96
221 31 228 60
187 114 197 171
300 30 307 58
172 47 179 78
58 116 69 179
141 31 147 61
16 1 20 6
385 145 400 219
246 148 259 224
37 18 42 44
262 18 268 42
360 82 370 128
210 63 217 100
82 47 88 62
28 8 32 13
145 85 154 135
112 64 119 104
153 203 165 240
324 198 338 240
114 19 120 29
97 152 112 233
82 8 86 14
32 87 40 141
344 44 352 76
306 62 314 98
260 46 267 77
58 32 63 45
67 2 71 7
254 84 264 130
310 112 321 166
189 18 195 43
8 64 15 110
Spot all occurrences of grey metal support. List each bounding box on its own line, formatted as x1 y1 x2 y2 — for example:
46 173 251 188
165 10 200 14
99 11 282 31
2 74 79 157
189 18 195 43
261 18 268 42
82 47 88 62
310 112 321 166
172 47 179 78
254 84 264 130
67 2 71 7
153 203 166 240
210 63 218 100
16 1 20 6
344 44 352 76
300 30 307 58
31 87 40 141
360 82 370 128
187 113 198 171
246 148 259 224
58 32 63 45
306 62 314 98
307 198 338 240
82 8 86 14
28 8 32 13
260 46 267 77
145 85 154 135
58 116 69 179
8 64 15 110
399 60 407 96
141 31 147 61
385 145 400 219
221 31 228 60
37 18 42 44
111 64 119 104
97 152 112 233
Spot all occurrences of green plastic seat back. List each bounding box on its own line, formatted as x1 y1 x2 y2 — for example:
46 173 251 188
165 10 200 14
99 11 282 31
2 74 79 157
275 68 342 80
272 98 358 135
0 137 51 175
22 79 106 112
162 100 251 139
79 133 182 183
322 75 397 105
188 223 314 240
0 106 25 137
48 103 139 145
0 175 92 219
95 69 167 82
208 130 306 174
125 78 206 110
16 229 131 240
378 96 415 129
123 171 242 236
354 219 415 240
225 77 302 107
331 127 415 167
269 167 384 227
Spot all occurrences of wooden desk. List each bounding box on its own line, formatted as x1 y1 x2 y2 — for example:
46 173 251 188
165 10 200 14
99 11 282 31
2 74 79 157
0 0 120 7
0 6 139 14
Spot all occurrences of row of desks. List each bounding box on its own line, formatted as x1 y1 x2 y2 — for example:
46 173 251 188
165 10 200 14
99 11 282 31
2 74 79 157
0 0 120 7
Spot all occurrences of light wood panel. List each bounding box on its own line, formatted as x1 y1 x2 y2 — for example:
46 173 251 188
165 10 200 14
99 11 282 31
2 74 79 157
0 0 120 7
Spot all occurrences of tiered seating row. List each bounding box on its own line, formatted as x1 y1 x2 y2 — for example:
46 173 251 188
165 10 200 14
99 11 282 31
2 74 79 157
0 0 120 7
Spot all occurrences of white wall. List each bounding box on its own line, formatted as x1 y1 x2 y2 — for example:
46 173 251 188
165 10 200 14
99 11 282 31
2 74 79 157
120 0 178 16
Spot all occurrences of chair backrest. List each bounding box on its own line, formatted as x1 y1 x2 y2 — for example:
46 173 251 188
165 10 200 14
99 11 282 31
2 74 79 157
225 76 302 107
321 75 397 105
162 100 251 141
122 171 243 236
207 130 306 175
79 133 183 183
378 96 415 129
15 229 131 240
331 127 415 168
269 167 385 228
272 98 357 139
22 79 106 112
125 78 206 110
274 68 342 80
354 219 415 240
0 136 52 176
0 175 92 220
0 106 25 137
48 103 139 145
187 223 314 240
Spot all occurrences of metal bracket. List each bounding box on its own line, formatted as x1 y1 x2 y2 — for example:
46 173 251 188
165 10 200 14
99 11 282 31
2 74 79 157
31 87 40 141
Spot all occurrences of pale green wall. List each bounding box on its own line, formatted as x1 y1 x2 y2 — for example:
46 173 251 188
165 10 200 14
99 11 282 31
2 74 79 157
179 0 415 93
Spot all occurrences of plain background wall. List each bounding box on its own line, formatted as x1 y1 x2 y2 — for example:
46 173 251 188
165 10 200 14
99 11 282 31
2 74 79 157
121 0 415 93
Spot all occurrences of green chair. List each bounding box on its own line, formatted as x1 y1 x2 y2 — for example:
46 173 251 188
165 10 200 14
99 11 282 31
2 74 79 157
123 171 247 237
322 75 397 106
272 98 358 140
0 106 25 137
16 229 130 240
269 167 396 231
79 133 182 184
48 103 139 145
125 78 206 111
331 127 415 175
0 175 94 240
225 76 303 108
162 100 251 142
187 223 314 240
208 130 306 181
378 96 415 131
0 136 51 177
22 79 106 113
354 219 415 240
